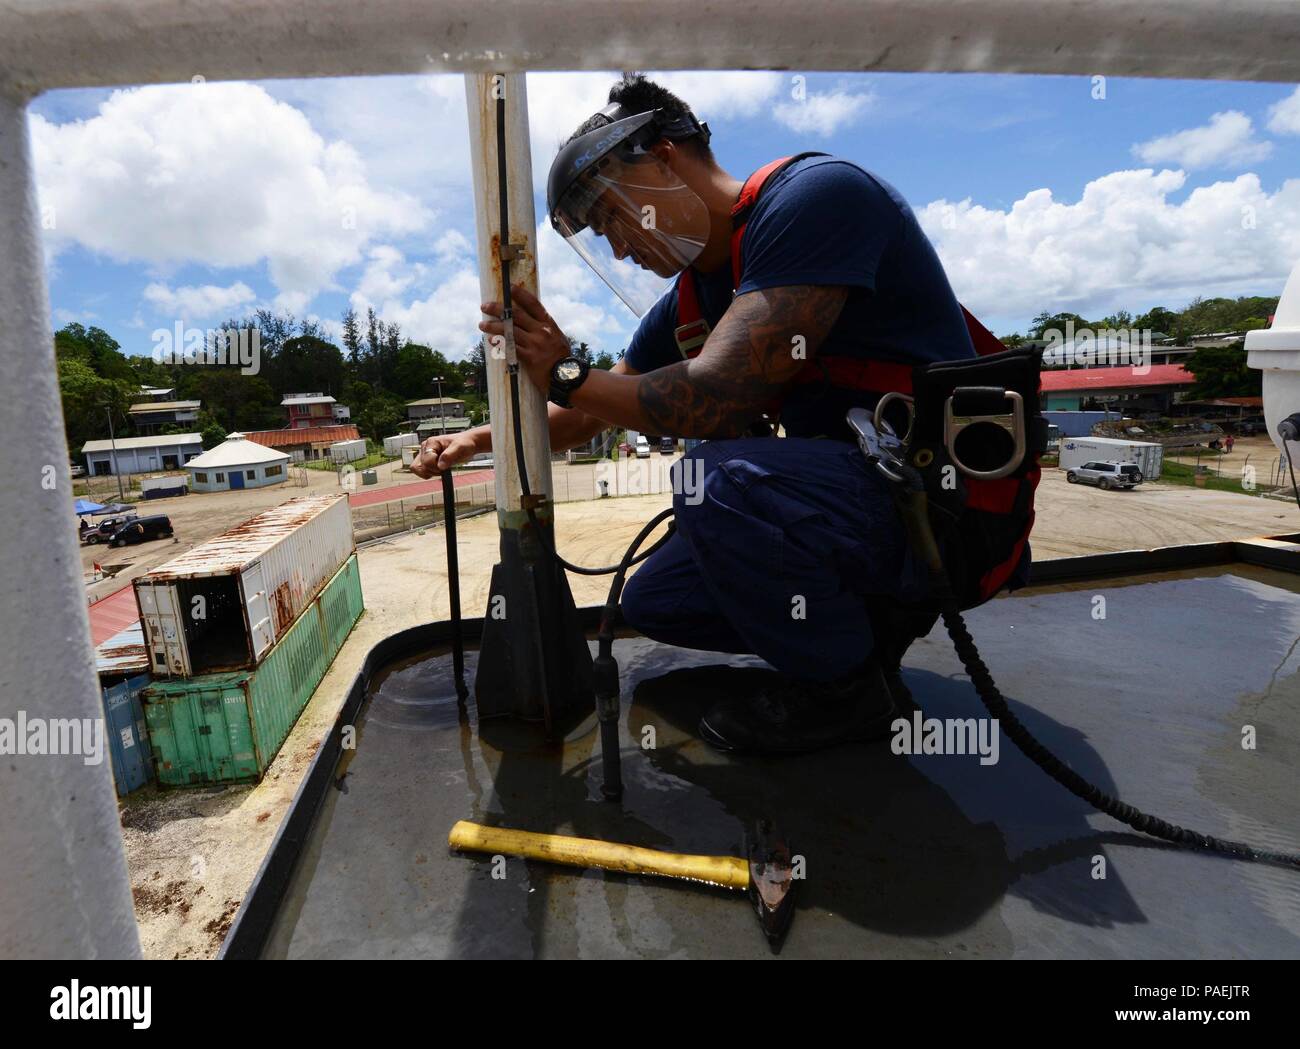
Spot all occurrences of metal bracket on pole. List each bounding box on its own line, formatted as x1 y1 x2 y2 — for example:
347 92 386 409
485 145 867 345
465 72 593 737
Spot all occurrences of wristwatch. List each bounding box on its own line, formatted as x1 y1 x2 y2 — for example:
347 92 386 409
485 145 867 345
548 355 591 408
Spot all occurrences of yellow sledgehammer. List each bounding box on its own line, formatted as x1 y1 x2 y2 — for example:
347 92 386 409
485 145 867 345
448 819 797 949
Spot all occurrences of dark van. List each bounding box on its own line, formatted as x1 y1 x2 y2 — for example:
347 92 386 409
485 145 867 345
659 436 677 454
108 515 174 547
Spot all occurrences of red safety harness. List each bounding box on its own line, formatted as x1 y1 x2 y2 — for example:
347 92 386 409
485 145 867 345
674 154 1040 606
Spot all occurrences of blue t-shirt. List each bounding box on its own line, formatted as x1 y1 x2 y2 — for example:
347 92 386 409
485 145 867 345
624 155 975 439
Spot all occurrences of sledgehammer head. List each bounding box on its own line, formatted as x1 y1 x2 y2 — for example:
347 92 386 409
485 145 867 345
746 819 797 952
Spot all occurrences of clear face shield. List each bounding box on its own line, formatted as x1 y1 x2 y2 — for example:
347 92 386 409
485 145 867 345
551 151 710 317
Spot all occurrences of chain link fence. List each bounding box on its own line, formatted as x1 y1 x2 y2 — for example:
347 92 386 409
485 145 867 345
348 458 680 541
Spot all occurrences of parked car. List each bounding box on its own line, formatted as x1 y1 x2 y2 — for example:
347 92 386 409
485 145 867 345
659 436 677 454
635 436 651 459
1231 416 1266 436
107 514 174 547
83 512 138 544
69 463 86 478
1065 460 1143 490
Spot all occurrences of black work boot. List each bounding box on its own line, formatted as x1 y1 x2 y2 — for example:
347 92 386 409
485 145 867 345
698 659 898 755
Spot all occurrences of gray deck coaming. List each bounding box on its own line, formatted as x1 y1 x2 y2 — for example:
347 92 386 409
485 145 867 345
243 545 1300 960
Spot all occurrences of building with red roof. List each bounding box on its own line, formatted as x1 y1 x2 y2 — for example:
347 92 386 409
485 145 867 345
1040 364 1195 411
243 424 362 461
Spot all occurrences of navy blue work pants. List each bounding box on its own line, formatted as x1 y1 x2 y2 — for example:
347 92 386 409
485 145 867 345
620 436 921 682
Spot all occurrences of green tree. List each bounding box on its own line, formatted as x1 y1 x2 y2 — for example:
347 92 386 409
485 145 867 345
1134 306 1177 335
354 392 406 441
1184 344 1261 399
268 334 345 397
58 357 135 455
394 342 439 399
341 307 362 363
55 323 135 382
1029 310 1091 339
198 412 229 449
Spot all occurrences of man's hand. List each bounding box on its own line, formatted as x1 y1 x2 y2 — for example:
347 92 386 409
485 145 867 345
479 284 570 393
410 432 480 479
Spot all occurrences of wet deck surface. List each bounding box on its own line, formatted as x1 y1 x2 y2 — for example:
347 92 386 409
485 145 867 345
264 565 1300 958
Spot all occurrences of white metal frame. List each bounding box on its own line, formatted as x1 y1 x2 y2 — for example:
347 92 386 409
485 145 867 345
1 0 1296 959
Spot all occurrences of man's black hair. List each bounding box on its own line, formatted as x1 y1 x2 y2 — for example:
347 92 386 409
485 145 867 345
568 72 714 160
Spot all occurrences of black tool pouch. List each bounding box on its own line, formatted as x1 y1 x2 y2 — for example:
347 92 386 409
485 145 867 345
905 348 1048 607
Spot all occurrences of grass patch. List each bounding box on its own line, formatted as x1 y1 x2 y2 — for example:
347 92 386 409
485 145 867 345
1158 459 1257 495
303 450 396 472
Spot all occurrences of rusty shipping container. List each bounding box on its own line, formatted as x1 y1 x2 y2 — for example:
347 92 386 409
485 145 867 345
143 554 364 786
134 494 354 676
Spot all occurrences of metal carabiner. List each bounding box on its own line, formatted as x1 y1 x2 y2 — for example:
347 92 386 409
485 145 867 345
847 407 909 485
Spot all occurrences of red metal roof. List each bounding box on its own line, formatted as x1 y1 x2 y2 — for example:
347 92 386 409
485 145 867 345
244 425 360 447
1039 364 1194 392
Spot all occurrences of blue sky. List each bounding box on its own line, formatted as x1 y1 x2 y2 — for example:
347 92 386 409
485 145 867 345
30 70 1300 360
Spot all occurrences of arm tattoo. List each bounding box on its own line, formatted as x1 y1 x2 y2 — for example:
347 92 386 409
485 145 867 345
637 284 848 438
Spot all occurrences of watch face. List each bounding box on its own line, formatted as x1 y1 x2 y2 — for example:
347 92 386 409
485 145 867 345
556 359 583 383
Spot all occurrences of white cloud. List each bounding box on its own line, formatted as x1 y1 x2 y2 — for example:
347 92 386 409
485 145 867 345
347 245 480 355
773 88 874 136
264 74 471 204
354 245 422 305
142 280 256 319
31 83 431 309
1267 86 1300 136
1132 111 1272 170
433 229 473 263
919 168 1300 323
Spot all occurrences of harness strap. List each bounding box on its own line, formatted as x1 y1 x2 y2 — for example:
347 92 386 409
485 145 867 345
674 153 818 359
674 155 1004 400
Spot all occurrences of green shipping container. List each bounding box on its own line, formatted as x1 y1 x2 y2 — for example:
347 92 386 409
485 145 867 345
143 554 364 787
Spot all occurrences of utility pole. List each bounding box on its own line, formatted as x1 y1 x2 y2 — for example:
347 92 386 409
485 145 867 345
105 404 125 501
433 375 445 435
464 71 592 734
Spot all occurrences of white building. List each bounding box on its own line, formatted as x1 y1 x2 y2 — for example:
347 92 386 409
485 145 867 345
82 433 204 476
184 434 291 492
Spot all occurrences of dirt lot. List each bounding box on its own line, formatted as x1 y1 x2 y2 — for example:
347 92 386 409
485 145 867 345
116 455 1299 958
